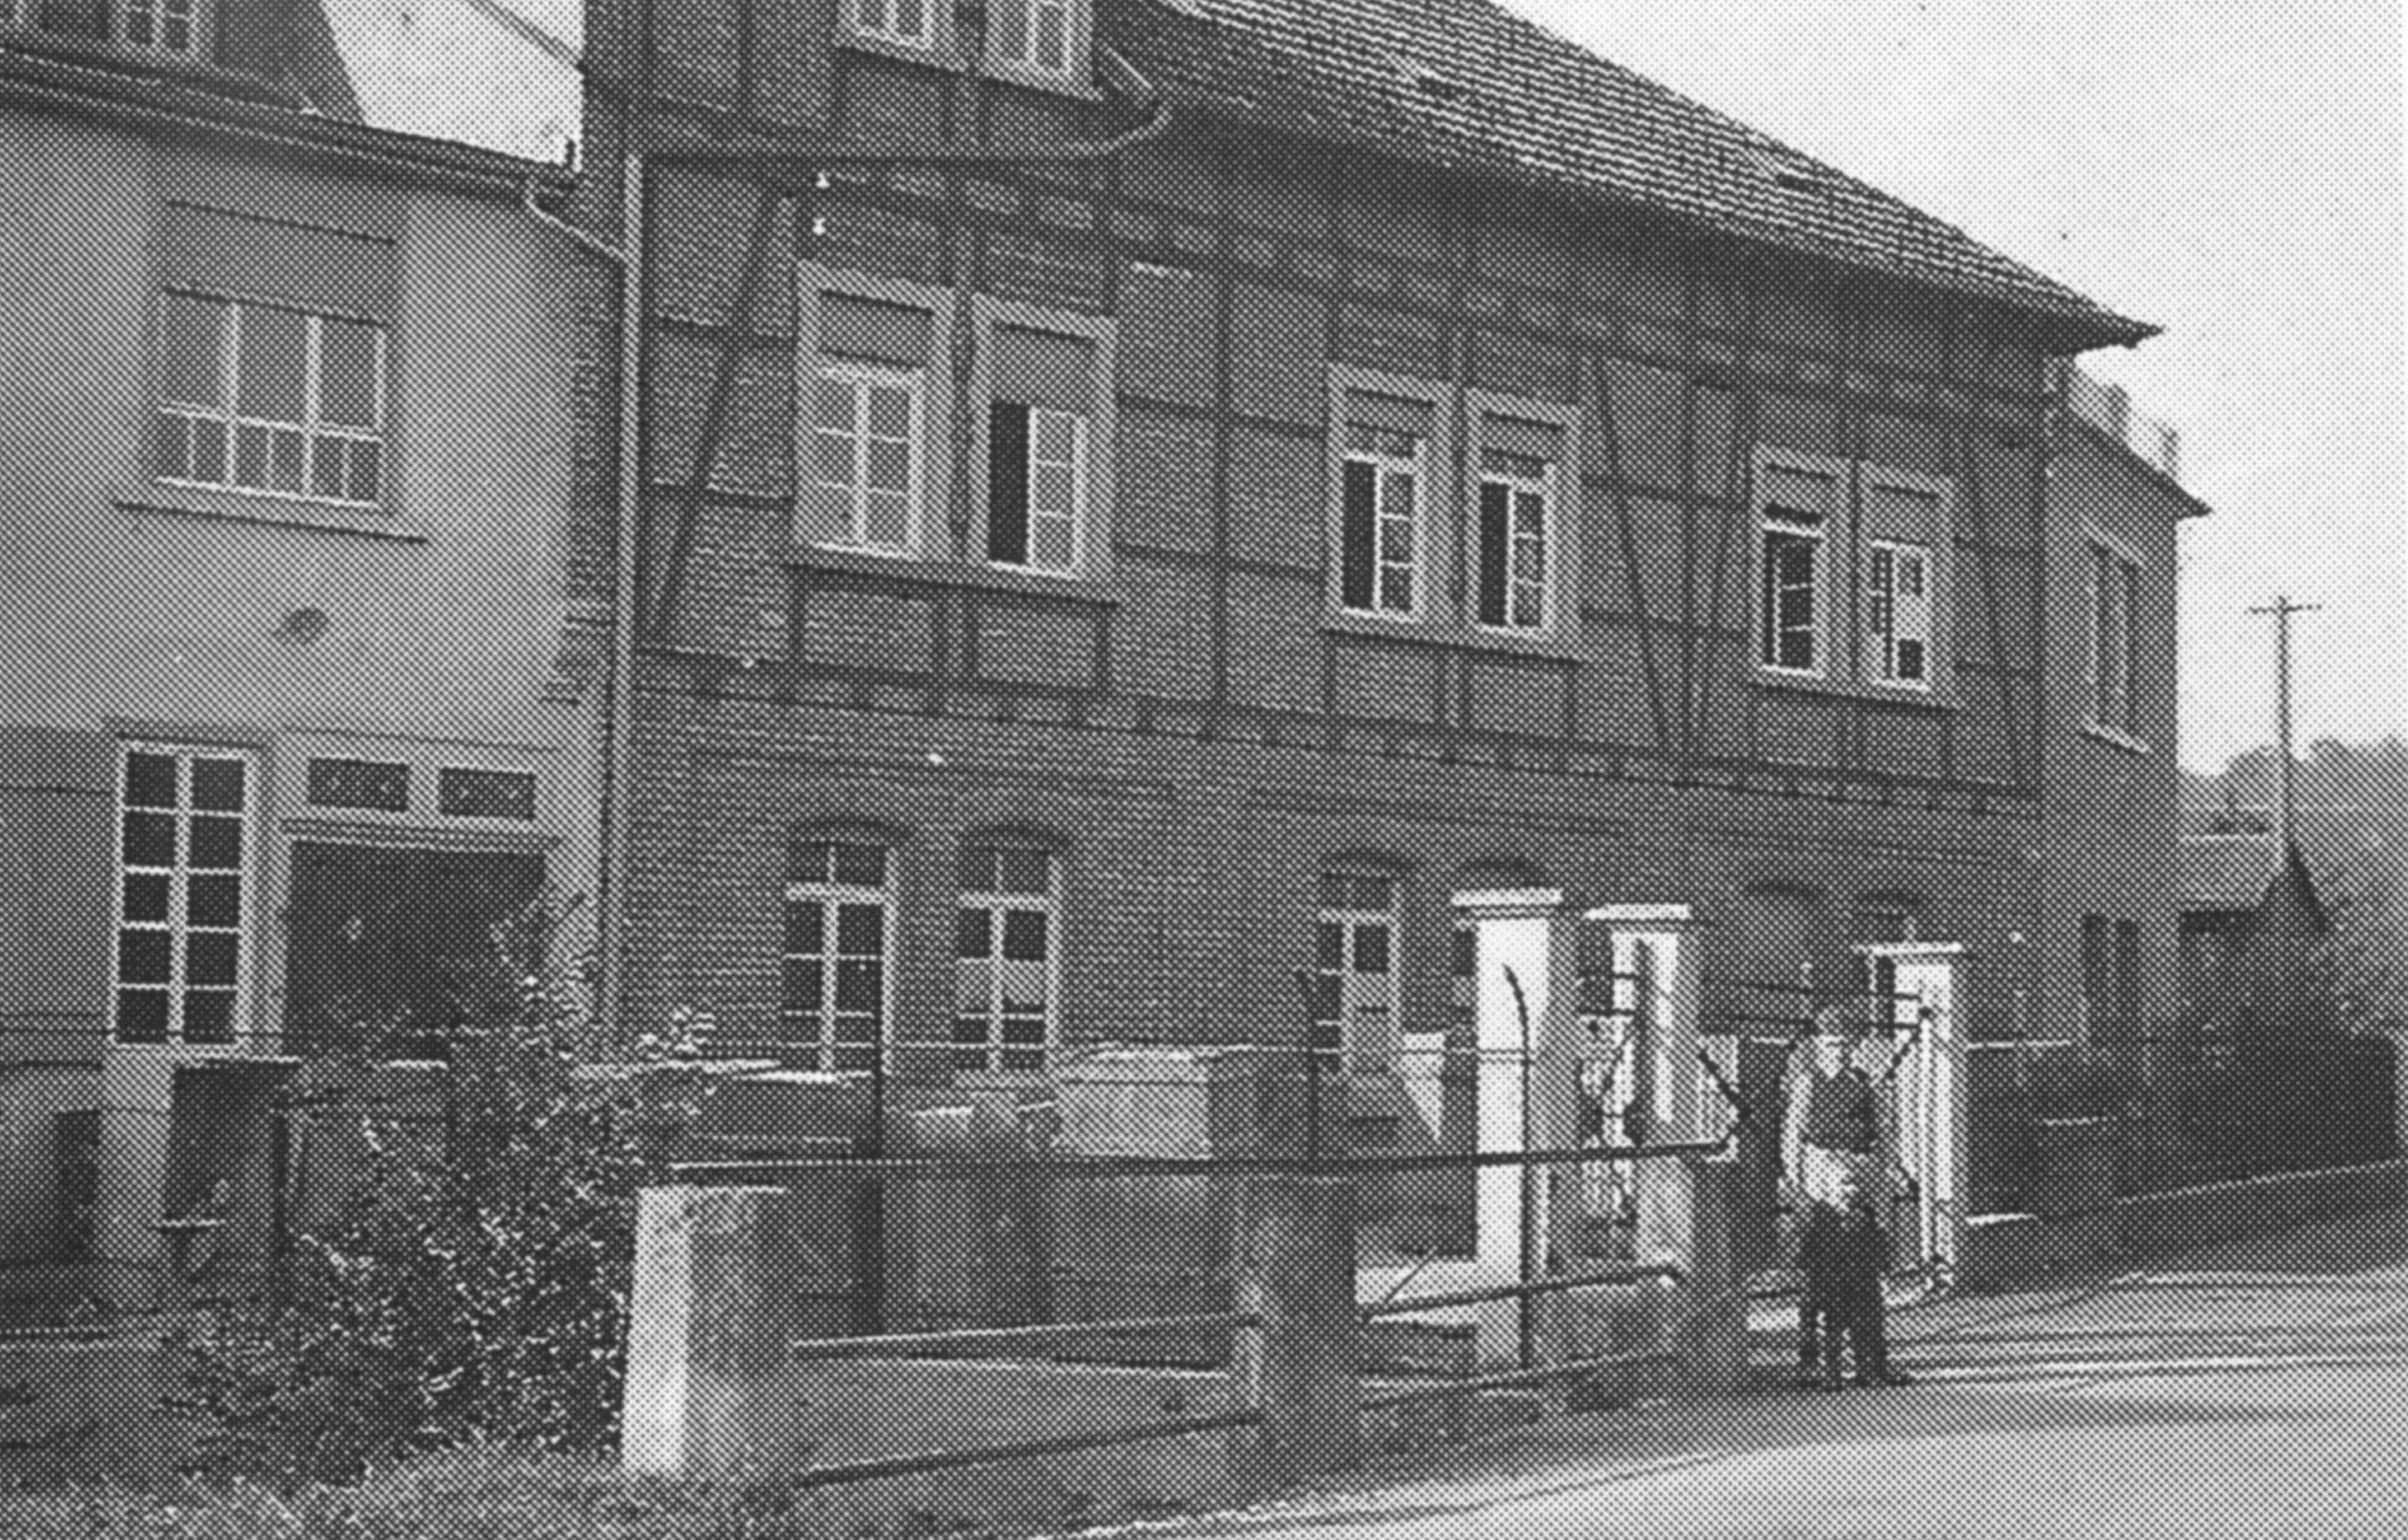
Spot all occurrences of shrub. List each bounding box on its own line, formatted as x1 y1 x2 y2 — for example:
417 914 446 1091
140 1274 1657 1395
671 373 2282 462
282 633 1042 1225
180 899 700 1484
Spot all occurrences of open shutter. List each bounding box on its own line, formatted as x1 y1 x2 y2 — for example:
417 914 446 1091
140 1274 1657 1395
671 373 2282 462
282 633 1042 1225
987 401 1031 564
1477 481 1510 626
1340 459 1376 610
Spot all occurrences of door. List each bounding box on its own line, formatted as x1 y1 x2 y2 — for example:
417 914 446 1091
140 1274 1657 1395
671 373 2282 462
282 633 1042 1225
284 842 547 1056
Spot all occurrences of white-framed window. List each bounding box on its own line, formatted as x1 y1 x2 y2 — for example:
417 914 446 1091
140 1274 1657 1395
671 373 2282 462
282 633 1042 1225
115 743 253 1045
781 840 893 1071
986 401 1088 573
2089 539 2140 738
1476 449 1553 631
155 292 385 506
989 0 1076 75
1753 459 1847 679
852 0 932 48
808 361 922 554
954 845 1060 1074
1864 539 1934 688
119 0 204 57
1317 871 1399 1072
1339 424 1423 616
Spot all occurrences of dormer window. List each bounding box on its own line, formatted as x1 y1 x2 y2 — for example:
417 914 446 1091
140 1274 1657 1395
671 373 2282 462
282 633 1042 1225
851 0 933 50
990 0 1076 76
120 0 206 59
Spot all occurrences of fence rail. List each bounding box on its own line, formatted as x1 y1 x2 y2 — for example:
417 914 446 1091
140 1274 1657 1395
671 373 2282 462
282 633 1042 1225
793 1313 1262 1361
667 1136 1733 1185
790 1408 1266 1491
1362 1261 1682 1320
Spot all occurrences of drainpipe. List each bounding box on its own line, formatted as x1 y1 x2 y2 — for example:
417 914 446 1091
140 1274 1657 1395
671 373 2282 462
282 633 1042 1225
524 53 1169 1037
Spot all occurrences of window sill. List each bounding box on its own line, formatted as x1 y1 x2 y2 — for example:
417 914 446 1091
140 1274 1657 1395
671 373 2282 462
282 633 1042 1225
789 544 1120 606
118 485 425 544
836 31 957 74
1454 622 1586 666
1752 668 1958 710
2082 722 2152 757
982 57 1104 103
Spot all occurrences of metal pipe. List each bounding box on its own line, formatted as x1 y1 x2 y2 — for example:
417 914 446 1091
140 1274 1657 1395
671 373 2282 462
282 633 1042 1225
794 1408 1262 1489
1361 1262 1682 1321
793 1312 1261 1361
596 149 645 1037
521 175 624 267
666 1137 1734 1184
1358 1348 1677 1412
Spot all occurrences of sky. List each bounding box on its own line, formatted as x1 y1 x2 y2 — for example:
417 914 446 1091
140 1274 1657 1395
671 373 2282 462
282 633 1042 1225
332 1 2405 774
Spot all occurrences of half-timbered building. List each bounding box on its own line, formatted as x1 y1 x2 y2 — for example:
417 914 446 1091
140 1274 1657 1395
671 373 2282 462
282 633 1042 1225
568 0 2190 1163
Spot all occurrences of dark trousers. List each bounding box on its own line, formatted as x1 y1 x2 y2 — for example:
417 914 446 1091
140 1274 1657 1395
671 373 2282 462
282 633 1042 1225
1797 1202 1890 1378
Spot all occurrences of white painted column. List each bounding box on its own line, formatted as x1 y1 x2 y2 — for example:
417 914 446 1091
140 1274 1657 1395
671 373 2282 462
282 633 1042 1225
1451 887 1580 1365
1857 942 1970 1284
1592 907 1708 1311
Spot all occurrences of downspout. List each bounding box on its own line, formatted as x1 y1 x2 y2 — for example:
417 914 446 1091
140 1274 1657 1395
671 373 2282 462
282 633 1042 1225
523 49 1168 1035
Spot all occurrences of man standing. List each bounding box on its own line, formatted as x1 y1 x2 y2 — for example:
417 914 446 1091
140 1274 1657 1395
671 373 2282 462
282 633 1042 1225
1781 1005 1908 1388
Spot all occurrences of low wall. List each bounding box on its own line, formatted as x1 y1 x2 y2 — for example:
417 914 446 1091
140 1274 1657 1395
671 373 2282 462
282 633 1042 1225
1962 1160 2408 1287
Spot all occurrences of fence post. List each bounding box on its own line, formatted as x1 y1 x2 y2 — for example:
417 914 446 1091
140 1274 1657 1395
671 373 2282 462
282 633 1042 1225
1678 1155 1749 1395
1229 1173 1359 1493
1858 942 1972 1284
623 1184 813 1480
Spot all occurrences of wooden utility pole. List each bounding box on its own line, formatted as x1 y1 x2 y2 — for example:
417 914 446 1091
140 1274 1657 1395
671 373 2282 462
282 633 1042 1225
2246 595 2321 841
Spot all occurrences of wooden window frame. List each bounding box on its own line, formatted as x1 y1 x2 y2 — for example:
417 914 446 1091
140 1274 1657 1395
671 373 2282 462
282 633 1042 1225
1863 538 1934 691
986 0 1091 89
968 295 1117 585
119 0 207 59
796 267 959 566
781 840 896 1073
843 0 939 53
1327 368 1452 630
155 291 388 509
952 844 1063 1077
2087 532 2146 750
1475 448 1555 635
113 741 256 1047
808 359 926 555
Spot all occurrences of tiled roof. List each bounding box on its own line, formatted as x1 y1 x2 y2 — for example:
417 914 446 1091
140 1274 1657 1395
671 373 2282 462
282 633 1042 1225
1115 0 2153 346
2181 834 2331 925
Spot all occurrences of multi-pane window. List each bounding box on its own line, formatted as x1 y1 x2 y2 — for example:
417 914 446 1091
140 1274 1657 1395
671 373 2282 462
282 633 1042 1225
156 293 384 505
954 846 1059 1073
2090 542 2139 737
1476 449 1552 630
1760 509 1825 673
853 0 931 47
1339 424 1422 616
115 745 251 1045
781 841 892 1071
1317 872 1398 1071
1 0 34 30
120 0 202 56
809 363 920 553
986 401 1087 573
1864 540 1934 687
990 0 1074 73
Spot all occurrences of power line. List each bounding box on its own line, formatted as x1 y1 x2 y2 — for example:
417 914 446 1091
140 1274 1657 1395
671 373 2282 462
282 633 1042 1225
2246 594 2322 843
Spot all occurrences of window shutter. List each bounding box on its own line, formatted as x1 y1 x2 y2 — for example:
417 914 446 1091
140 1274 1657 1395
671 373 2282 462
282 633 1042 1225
1477 481 1510 626
1340 459 1376 610
987 401 1031 564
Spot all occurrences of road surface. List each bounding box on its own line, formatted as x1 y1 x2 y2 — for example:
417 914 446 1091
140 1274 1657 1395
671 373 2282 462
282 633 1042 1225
1145 1207 2408 1539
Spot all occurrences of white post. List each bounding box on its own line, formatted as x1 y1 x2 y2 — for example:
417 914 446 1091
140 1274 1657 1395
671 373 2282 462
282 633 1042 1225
1451 888 1580 1366
1857 942 1970 1285
1591 906 1708 1355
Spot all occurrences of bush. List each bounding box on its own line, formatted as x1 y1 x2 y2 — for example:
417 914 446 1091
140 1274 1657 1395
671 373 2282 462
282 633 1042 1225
180 901 699 1484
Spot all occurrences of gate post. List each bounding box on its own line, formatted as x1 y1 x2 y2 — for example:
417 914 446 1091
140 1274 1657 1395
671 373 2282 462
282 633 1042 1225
622 1184 813 1480
1452 887 1582 1366
1591 906 1720 1367
1229 1174 1359 1491
1857 942 1971 1285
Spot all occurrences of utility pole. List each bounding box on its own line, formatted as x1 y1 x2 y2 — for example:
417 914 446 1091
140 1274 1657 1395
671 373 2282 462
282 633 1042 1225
2246 595 2321 842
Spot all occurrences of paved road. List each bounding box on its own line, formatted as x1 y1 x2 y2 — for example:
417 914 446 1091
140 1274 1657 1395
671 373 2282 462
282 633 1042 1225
1150 1208 2408 1539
